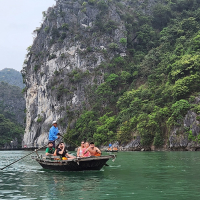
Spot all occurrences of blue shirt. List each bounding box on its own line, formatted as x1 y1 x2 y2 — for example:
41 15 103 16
109 143 112 147
48 126 59 141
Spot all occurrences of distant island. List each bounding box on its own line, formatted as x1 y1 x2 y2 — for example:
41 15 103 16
0 68 25 149
0 68 25 89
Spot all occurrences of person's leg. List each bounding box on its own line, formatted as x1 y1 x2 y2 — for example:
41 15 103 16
67 153 76 159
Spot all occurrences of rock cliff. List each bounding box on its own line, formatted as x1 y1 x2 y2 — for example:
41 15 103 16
23 0 200 151
22 0 139 147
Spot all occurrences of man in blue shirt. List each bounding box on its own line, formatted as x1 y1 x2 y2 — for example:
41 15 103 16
48 121 60 148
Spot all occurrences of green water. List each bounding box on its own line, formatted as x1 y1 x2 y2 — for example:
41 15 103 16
1 151 200 199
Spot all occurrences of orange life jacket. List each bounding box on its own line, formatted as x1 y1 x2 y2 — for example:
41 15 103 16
95 152 101 156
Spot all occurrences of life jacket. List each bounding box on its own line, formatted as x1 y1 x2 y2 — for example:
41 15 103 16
62 157 68 160
95 152 101 156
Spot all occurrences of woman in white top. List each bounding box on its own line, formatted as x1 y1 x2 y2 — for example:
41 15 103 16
77 141 85 157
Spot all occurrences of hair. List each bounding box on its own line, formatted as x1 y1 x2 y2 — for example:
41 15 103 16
55 144 59 149
90 142 94 145
48 141 53 145
59 142 64 144
81 141 85 144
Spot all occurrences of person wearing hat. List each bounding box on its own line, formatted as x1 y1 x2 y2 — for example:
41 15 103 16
48 121 60 148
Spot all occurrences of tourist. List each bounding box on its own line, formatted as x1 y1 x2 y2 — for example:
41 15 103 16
45 141 55 156
83 142 101 156
56 142 75 160
83 142 90 157
48 121 60 148
77 141 85 157
53 144 59 156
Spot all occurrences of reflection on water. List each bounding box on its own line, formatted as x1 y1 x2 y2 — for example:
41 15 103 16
1 151 200 199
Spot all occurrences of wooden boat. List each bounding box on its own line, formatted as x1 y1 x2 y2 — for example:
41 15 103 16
105 150 118 152
105 148 118 152
34 155 116 171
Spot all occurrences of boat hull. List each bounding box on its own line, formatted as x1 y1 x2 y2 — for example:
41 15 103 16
36 155 115 171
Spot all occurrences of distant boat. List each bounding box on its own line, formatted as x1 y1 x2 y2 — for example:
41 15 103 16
34 155 116 171
105 147 118 152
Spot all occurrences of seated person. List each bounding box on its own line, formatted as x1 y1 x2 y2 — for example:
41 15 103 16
83 142 101 157
53 144 59 156
77 141 85 157
82 142 90 157
45 141 55 156
56 142 76 160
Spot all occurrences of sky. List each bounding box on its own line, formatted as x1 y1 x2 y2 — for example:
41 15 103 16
0 0 55 72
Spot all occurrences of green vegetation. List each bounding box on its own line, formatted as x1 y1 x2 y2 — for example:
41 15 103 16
0 68 25 89
65 0 200 147
0 81 25 148
0 114 24 148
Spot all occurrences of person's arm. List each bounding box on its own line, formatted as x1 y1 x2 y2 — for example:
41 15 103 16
53 150 57 156
96 147 101 154
45 148 53 156
56 129 60 139
83 147 90 155
77 147 80 157
58 145 65 155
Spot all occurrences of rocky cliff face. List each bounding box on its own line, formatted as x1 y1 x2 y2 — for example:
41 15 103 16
22 0 142 147
22 0 200 151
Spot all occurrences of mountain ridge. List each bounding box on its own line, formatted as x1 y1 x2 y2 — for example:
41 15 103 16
0 68 25 89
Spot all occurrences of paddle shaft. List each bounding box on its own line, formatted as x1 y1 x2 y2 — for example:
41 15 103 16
1 141 50 170
59 134 79 148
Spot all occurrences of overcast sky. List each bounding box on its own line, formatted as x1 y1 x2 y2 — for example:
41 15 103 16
0 0 55 72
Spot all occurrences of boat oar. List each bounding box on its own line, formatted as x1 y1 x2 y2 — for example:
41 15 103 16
59 133 79 148
1 141 51 170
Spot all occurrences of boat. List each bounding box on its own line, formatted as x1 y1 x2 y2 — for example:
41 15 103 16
34 155 116 171
105 150 118 152
105 147 118 152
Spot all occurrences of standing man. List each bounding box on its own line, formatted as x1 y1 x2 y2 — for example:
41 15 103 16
48 121 60 148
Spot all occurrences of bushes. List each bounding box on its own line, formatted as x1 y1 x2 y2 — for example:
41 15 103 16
0 114 24 148
63 0 200 148
97 0 108 11
167 100 190 127
172 74 200 100
93 113 118 145
120 38 127 45
109 43 118 50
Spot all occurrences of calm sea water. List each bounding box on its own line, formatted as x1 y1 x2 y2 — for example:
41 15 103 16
1 151 200 200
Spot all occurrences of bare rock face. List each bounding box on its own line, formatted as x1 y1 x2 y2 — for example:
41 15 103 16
168 97 200 151
22 0 129 147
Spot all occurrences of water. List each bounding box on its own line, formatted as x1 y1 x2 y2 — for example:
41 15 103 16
1 151 200 200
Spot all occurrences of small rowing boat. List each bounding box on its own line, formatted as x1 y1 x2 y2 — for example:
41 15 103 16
105 147 118 152
34 155 116 171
